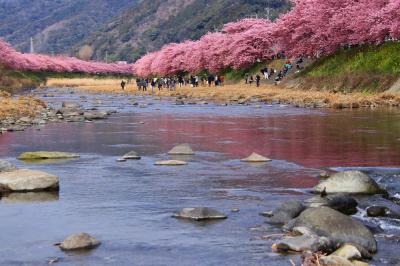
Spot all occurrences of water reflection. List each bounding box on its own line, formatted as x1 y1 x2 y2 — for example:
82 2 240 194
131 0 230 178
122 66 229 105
1 192 59 204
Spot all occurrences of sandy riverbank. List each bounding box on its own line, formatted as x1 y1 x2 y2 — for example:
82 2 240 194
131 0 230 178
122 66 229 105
46 78 400 109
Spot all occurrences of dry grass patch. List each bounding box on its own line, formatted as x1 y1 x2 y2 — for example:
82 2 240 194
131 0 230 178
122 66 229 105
0 93 46 120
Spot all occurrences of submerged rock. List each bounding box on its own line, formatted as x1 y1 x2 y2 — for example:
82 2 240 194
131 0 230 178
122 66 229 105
241 152 271 163
122 151 141 160
286 207 377 253
313 171 384 195
18 151 80 160
154 160 187 166
0 160 17 172
0 169 59 192
58 233 100 251
172 207 227 221
267 200 305 224
167 144 195 155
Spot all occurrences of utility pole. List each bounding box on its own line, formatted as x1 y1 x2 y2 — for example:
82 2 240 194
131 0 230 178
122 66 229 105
265 7 271 20
105 51 108 63
30 37 34 53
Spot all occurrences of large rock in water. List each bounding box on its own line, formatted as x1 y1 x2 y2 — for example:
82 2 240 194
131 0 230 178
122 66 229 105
313 171 384 195
167 144 195 155
267 200 305 224
241 152 271 162
286 207 377 253
18 151 80 160
0 169 59 192
172 207 227 221
59 233 101 251
0 160 17 172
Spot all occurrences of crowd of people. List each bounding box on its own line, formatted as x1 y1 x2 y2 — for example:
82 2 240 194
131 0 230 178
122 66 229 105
121 57 305 91
244 57 305 87
132 74 225 92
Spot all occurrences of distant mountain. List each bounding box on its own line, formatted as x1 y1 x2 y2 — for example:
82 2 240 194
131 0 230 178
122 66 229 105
78 0 291 63
0 0 138 54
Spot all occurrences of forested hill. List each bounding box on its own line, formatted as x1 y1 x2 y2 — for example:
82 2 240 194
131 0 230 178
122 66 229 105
0 0 138 54
77 0 291 63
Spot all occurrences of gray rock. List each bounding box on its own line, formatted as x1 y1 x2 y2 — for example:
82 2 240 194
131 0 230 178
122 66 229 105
332 244 362 260
286 207 377 253
167 144 195 155
83 111 108 120
59 233 100 251
327 195 358 215
0 169 59 192
267 200 305 224
241 152 271 163
172 207 227 221
16 117 32 125
154 160 187 166
313 171 385 195
122 151 141 160
0 160 17 172
360 195 400 219
273 227 331 253
62 102 79 109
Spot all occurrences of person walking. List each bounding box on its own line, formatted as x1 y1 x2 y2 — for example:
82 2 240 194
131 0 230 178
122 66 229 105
245 73 250 84
121 80 126 91
249 75 254 86
256 74 261 87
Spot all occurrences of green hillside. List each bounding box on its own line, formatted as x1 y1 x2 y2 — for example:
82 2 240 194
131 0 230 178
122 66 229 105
0 0 138 54
293 42 400 92
78 0 290 62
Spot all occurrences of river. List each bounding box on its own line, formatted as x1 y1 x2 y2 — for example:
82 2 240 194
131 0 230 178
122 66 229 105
0 88 399 265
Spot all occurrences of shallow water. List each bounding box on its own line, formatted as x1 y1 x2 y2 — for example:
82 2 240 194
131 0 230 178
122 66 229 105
0 89 399 265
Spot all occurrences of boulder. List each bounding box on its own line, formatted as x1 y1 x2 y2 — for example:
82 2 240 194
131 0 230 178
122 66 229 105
0 169 59 192
267 200 305 224
332 244 362 260
172 207 227 221
272 227 331 253
313 171 384 195
122 151 141 160
286 207 377 253
0 160 17 172
304 195 358 215
320 255 355 266
83 111 108 120
18 151 80 160
241 152 271 163
154 160 187 166
62 102 79 109
366 206 400 219
167 144 195 155
58 233 100 251
327 195 358 215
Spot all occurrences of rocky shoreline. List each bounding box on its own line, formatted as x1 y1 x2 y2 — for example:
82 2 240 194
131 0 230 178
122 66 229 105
0 93 114 133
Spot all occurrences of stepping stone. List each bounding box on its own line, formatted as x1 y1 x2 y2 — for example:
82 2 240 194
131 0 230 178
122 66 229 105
167 144 195 155
18 151 80 160
241 152 271 162
122 151 141 160
0 169 59 192
172 207 227 221
58 233 100 251
154 160 187 166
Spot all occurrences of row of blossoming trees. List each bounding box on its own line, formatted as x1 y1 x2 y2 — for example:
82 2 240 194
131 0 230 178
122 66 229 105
1 0 399 77
0 39 133 75
133 0 400 77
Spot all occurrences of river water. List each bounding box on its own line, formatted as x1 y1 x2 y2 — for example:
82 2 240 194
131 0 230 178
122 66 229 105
0 89 399 265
